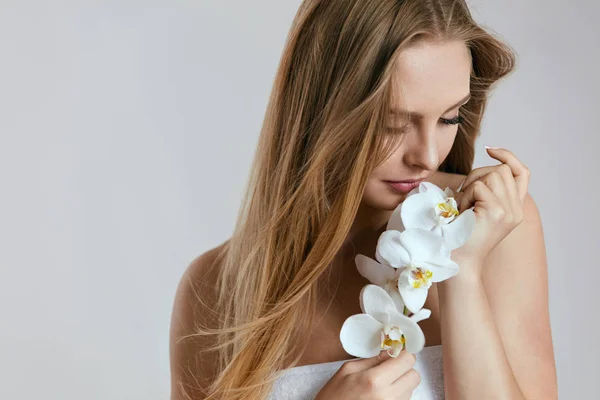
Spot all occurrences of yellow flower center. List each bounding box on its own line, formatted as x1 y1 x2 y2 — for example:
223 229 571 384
411 268 433 289
381 331 406 354
382 334 406 348
437 199 459 219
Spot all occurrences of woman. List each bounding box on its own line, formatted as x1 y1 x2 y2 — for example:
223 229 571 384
170 0 558 399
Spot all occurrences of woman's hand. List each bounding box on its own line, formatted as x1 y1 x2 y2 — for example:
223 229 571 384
451 147 530 275
315 350 421 400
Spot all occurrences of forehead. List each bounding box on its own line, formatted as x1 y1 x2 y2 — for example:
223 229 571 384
390 40 472 116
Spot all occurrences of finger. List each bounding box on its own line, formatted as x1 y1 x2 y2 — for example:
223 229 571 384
484 147 530 203
338 350 391 375
459 165 497 193
460 165 518 218
495 163 521 214
483 171 508 207
389 368 421 398
458 180 477 213
368 349 416 384
458 180 501 214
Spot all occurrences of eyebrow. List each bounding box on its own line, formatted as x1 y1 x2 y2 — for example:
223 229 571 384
390 93 472 118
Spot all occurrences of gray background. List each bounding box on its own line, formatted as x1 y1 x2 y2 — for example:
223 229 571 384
1 0 597 399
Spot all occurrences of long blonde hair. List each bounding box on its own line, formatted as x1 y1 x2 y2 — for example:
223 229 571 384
190 0 515 398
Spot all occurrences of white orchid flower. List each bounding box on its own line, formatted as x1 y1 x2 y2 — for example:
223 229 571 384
355 254 433 322
409 308 432 323
340 284 426 358
355 254 405 313
376 229 459 314
386 181 476 251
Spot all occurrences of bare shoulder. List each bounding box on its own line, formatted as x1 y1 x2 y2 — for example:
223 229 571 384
169 241 229 400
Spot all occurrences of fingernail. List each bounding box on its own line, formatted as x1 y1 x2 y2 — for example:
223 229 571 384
484 145 501 150
379 350 391 359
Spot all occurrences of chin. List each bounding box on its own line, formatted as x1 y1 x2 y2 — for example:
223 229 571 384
361 188 406 212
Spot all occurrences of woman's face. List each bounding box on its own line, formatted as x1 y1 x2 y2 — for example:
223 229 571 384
362 39 472 211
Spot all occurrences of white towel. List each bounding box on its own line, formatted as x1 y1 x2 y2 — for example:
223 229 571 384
268 345 444 400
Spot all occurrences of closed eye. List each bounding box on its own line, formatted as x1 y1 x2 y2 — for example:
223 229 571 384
440 115 464 125
386 116 463 133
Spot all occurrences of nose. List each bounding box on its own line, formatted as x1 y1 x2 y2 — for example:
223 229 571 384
403 122 439 172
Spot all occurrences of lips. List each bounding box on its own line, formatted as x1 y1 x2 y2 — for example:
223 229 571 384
384 179 424 194
386 178 424 183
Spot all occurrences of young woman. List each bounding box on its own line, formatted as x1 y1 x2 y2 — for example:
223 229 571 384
170 0 558 399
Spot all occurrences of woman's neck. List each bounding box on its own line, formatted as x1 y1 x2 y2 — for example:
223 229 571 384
344 202 392 247
319 204 392 293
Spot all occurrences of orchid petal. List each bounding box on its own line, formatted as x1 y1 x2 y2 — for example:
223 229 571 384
419 181 447 198
355 255 396 286
443 187 455 198
398 271 429 314
388 288 406 313
410 308 432 323
398 229 446 262
440 208 476 251
409 184 423 196
359 284 397 320
388 329 401 341
416 182 430 193
376 230 411 268
421 259 459 283
387 313 426 354
432 224 444 236
400 191 442 231
386 205 406 232
340 314 383 358
399 286 428 314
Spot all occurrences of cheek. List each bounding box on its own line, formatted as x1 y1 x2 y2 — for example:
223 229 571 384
361 175 406 211
359 145 407 210
440 130 459 158
359 130 458 210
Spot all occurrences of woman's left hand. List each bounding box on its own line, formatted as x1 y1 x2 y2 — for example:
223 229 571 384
451 146 530 275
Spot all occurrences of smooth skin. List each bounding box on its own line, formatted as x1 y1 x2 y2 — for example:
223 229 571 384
314 147 556 400
170 39 557 399
311 40 556 399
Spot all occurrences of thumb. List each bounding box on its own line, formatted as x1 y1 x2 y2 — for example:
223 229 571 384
457 185 477 214
455 191 467 213
347 350 391 373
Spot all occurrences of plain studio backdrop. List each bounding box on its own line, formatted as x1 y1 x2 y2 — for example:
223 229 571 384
1 1 597 399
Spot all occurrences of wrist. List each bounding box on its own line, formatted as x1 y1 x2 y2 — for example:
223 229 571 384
438 274 485 311
451 256 484 279
439 266 483 292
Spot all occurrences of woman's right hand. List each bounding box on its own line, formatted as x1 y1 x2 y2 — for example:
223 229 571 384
314 350 421 400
